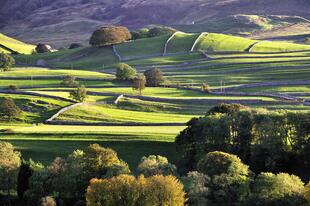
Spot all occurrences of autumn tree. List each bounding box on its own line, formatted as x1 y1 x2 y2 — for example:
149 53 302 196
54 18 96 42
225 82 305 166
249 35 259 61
132 74 146 95
305 182 310 203
86 175 186 206
116 63 137 80
137 155 177 177
144 68 165 87
69 85 87 102
90 26 131 46
0 142 21 196
0 52 15 71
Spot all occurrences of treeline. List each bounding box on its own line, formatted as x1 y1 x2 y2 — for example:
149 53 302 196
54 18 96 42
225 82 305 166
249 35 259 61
176 104 310 180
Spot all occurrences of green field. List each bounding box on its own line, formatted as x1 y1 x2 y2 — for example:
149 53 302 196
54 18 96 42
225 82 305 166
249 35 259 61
0 33 35 54
2 31 310 169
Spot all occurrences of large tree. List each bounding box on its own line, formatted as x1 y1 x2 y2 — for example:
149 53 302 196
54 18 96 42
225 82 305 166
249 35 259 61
0 52 15 71
89 26 131 46
0 142 21 196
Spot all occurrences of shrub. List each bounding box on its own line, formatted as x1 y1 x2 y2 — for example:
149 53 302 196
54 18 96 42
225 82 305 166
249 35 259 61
7 85 18 90
69 85 87 102
201 82 211 93
89 26 131 46
0 52 15 71
115 63 137 80
137 155 177 177
144 68 165 87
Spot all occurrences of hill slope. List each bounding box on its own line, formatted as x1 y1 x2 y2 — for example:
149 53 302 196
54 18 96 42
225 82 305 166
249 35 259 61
0 33 35 54
1 0 310 47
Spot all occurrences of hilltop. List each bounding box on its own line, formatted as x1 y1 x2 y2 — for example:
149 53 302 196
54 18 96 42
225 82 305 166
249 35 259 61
1 0 310 47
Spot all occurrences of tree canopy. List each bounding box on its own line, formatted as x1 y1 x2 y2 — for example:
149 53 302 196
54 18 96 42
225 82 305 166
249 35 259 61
116 63 137 80
90 26 131 46
0 52 15 71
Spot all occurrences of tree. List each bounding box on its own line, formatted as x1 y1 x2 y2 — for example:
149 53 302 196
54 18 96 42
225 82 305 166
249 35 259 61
145 175 186 206
144 68 165 87
197 151 251 205
89 26 131 46
86 175 186 206
182 171 210 206
116 63 137 80
132 74 146 95
0 97 22 121
137 155 177 177
201 82 211 93
37 196 57 206
62 75 78 86
17 159 44 200
246 173 307 206
0 52 15 71
69 85 87 102
207 103 249 115
35 43 51 53
0 142 21 196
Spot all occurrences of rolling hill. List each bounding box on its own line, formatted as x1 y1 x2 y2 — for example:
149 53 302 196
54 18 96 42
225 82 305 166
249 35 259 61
1 0 310 47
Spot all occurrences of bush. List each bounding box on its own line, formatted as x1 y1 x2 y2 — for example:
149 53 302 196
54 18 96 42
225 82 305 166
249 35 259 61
137 155 177 177
35 44 51 53
0 52 15 71
0 97 22 121
69 43 83 49
7 85 18 90
115 63 137 80
144 68 165 87
89 26 131 46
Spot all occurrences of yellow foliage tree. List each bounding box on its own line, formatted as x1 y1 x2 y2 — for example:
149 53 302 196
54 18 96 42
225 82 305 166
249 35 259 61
86 174 186 206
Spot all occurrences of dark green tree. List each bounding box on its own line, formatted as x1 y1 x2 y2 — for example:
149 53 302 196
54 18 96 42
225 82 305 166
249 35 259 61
0 52 15 71
144 68 165 87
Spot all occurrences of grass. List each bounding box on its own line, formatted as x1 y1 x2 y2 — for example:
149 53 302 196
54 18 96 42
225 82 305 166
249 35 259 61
5 140 179 169
56 103 196 123
0 67 113 78
251 41 310 52
166 33 200 53
0 33 35 54
116 35 170 60
194 33 259 52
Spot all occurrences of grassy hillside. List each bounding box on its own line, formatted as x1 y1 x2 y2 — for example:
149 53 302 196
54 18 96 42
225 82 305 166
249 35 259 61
0 33 35 54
